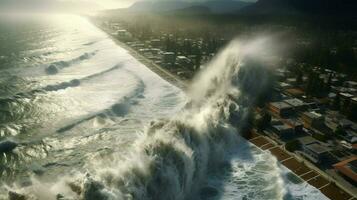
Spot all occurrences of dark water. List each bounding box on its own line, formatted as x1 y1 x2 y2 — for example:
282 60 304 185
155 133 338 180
0 13 185 186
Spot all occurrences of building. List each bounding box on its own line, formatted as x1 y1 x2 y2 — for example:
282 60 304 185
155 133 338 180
286 78 297 85
149 48 161 55
333 156 357 183
284 88 305 97
298 136 319 149
162 52 176 65
302 143 330 164
345 81 357 89
150 39 161 47
339 119 354 129
285 118 304 133
278 82 292 90
176 56 193 69
300 111 324 129
339 93 354 114
284 98 307 111
117 29 128 37
268 102 294 118
349 97 357 121
325 117 339 132
271 124 294 139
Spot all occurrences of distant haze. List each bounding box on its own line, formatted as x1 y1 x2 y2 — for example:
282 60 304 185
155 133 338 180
0 0 258 12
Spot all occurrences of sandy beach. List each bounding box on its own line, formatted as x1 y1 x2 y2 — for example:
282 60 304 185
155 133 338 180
91 19 188 91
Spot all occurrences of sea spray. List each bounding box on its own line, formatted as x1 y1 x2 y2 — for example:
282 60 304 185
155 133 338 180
5 37 277 200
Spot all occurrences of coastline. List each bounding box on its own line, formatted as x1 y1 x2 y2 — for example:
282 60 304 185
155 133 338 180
247 131 356 200
91 19 356 200
91 19 188 91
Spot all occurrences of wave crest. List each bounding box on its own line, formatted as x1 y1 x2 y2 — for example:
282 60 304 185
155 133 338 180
5 37 276 200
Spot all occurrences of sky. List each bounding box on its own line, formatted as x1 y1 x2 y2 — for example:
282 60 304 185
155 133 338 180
0 0 258 11
106 0 258 8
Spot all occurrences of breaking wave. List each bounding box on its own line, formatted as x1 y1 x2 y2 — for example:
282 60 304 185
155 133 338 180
57 74 146 133
4 38 277 200
45 51 97 75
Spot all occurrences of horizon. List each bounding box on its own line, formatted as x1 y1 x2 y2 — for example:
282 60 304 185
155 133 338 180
0 0 259 13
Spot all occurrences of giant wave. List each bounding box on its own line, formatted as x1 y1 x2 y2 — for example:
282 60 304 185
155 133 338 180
4 38 277 200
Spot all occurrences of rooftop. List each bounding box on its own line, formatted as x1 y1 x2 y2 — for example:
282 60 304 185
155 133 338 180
299 136 318 146
270 102 292 110
306 143 329 154
285 88 305 96
334 156 357 182
163 52 175 55
339 92 354 98
284 98 306 107
303 111 323 119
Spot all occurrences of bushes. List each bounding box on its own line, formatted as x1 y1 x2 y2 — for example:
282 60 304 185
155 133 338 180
285 140 300 152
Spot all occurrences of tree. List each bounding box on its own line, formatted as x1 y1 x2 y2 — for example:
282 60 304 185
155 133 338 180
334 126 346 137
285 140 300 152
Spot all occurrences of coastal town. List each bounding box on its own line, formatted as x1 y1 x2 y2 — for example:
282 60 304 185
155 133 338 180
93 16 357 200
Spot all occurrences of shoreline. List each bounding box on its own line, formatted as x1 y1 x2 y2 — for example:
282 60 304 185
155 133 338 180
91 19 356 200
91 19 188 91
247 131 356 200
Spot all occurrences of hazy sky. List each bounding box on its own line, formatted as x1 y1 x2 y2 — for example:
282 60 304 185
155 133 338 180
0 0 258 11
107 0 258 8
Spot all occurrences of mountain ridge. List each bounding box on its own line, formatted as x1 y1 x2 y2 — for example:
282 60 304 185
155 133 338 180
128 0 252 14
240 0 357 16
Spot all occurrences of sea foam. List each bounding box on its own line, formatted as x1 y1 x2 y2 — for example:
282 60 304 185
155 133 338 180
6 37 278 200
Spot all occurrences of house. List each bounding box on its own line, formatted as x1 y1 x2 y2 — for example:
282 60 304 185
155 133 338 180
162 52 176 65
131 43 145 49
341 130 357 145
285 118 304 133
268 102 294 118
176 56 193 69
350 98 357 121
325 117 339 132
284 88 305 97
117 29 128 37
150 39 161 48
339 93 354 114
284 98 307 111
286 78 297 85
333 156 357 183
278 82 292 90
149 48 161 55
271 124 294 139
300 111 324 129
298 136 319 149
339 119 355 129
302 143 330 164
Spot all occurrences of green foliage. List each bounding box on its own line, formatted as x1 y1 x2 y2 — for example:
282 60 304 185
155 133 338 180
334 126 347 137
312 133 328 142
285 140 300 152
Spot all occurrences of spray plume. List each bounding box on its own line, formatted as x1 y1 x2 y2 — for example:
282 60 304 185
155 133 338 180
4 37 278 200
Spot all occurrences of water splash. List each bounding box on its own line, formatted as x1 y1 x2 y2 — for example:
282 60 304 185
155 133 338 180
4 37 278 200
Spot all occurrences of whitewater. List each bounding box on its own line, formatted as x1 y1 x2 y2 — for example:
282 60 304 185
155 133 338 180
0 14 329 200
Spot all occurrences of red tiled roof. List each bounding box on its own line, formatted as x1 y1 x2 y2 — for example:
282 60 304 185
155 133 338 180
333 156 357 182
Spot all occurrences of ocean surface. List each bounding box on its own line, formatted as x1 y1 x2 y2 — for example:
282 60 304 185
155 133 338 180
0 14 329 200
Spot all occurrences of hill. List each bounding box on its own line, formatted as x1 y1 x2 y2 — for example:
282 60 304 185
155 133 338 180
129 0 252 14
241 0 357 16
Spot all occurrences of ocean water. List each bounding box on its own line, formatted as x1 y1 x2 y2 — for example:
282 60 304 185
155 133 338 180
0 14 329 200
